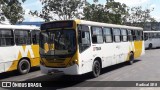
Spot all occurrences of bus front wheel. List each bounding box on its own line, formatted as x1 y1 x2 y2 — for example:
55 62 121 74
18 59 31 74
92 60 101 78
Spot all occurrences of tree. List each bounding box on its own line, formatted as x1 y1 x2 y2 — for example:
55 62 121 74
83 0 128 24
30 0 85 22
105 0 128 24
83 2 106 22
124 6 156 27
0 0 26 24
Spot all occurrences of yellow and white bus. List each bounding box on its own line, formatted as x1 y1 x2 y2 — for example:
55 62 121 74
40 20 145 77
0 25 40 74
144 31 160 49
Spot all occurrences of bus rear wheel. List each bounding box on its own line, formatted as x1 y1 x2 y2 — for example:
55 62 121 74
128 53 134 65
18 59 30 74
92 60 101 78
149 43 152 49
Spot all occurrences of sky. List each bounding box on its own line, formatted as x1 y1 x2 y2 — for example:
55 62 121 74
22 0 160 22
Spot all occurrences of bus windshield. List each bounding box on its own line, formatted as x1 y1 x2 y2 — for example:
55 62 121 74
40 29 76 56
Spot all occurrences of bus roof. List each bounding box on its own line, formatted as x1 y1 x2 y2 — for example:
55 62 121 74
0 24 39 30
144 31 160 33
77 19 143 30
42 19 143 31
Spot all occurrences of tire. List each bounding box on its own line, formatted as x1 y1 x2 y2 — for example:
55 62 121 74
92 60 101 78
148 43 152 49
18 59 30 74
128 53 134 65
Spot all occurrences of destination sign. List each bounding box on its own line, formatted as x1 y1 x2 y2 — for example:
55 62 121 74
41 21 73 30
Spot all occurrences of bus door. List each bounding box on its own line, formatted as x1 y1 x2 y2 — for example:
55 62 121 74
78 25 92 73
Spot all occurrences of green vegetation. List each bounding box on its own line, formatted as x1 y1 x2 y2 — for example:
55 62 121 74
29 0 85 22
124 6 156 27
0 0 26 24
83 0 128 24
0 0 156 25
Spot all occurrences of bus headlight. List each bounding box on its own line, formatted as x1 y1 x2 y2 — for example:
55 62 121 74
69 60 77 66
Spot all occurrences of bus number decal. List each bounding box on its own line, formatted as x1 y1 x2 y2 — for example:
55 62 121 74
93 47 101 51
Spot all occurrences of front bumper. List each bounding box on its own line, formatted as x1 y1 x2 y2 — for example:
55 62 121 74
40 64 79 75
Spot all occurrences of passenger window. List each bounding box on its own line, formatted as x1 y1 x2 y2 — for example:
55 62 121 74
113 28 121 42
132 30 137 41
128 30 133 41
149 33 154 38
32 30 40 44
91 27 103 44
0 29 14 46
103 27 112 43
15 30 31 45
121 29 127 42
153 33 157 38
137 31 142 40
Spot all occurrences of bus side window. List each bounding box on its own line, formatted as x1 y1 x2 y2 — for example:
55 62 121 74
0 29 14 46
156 33 159 38
132 30 136 41
121 29 127 42
32 30 40 44
15 30 31 45
103 27 112 43
154 33 157 38
78 25 91 53
113 28 121 42
128 30 133 41
149 33 153 39
91 27 103 44
136 31 140 41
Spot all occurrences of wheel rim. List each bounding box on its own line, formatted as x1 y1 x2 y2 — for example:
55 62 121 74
149 44 152 49
93 61 100 76
21 62 29 71
130 54 134 64
130 59 133 64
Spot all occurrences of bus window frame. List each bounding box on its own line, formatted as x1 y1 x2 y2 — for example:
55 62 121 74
127 30 133 41
31 30 40 45
91 26 104 44
112 28 121 43
120 28 128 42
0 29 14 47
103 27 113 43
14 29 31 46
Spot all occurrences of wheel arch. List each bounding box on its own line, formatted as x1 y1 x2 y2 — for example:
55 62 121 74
94 57 102 68
17 57 31 68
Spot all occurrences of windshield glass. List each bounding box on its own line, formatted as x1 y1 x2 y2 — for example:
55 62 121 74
40 30 76 56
